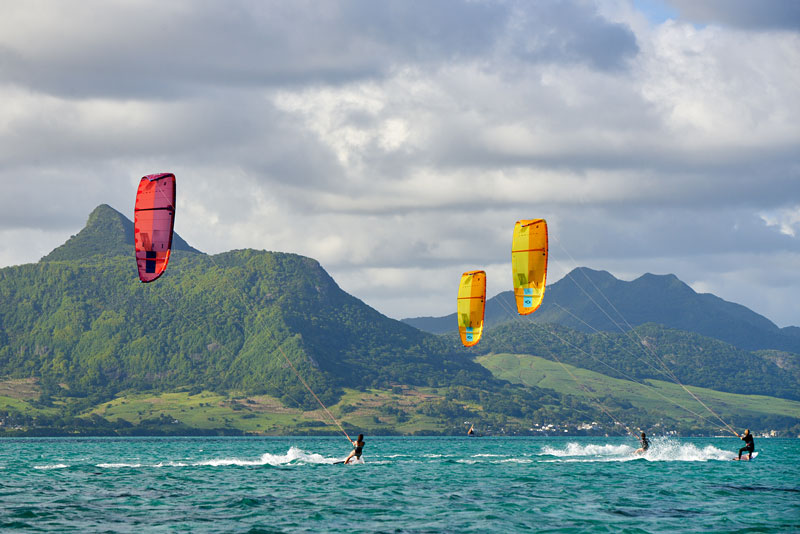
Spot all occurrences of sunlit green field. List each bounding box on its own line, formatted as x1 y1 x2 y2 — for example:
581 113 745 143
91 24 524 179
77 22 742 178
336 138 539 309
0 377 456 435
477 353 800 425
88 387 451 434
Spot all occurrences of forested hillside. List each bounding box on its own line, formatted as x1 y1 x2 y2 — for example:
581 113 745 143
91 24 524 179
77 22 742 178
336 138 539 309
1 205 601 435
0 205 498 406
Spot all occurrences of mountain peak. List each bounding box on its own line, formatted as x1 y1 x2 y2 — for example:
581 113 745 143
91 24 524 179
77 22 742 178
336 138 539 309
634 272 696 295
41 204 200 262
566 267 617 287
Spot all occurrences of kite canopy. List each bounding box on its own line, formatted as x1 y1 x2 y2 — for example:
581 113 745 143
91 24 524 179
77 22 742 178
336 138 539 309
134 173 176 283
457 270 486 347
511 219 548 315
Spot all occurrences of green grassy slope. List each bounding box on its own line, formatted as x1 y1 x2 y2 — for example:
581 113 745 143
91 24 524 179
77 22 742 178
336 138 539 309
475 322 800 401
478 353 800 433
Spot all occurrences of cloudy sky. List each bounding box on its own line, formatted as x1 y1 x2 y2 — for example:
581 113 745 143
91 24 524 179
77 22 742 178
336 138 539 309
1 0 798 326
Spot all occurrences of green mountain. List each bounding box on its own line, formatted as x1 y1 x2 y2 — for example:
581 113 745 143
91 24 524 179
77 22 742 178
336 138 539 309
1 205 797 436
2 205 595 436
1 205 498 404
404 267 800 353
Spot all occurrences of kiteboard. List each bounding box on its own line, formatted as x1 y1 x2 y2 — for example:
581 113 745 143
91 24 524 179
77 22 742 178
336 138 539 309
333 458 364 465
732 452 758 461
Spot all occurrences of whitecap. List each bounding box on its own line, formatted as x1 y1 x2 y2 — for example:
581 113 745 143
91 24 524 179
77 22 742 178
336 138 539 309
540 438 732 462
639 438 730 462
194 446 338 467
540 442 633 457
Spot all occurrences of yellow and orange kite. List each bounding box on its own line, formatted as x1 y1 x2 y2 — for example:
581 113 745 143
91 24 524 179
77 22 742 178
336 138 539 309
457 270 486 347
511 219 548 315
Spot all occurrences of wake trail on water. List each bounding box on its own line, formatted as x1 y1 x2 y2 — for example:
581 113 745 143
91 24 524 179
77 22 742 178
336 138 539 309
96 446 355 469
33 463 69 470
540 438 731 462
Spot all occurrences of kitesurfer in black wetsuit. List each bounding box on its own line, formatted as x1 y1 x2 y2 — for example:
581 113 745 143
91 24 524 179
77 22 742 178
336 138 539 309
344 434 365 464
634 432 650 455
737 429 755 460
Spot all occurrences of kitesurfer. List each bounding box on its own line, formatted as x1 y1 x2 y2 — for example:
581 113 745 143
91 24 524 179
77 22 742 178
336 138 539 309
634 432 649 455
344 434 365 464
467 424 475 436
736 429 755 460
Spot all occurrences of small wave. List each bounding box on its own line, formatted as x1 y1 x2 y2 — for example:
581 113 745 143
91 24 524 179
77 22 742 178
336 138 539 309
33 464 68 470
640 439 730 462
206 446 365 466
94 447 344 469
540 442 633 458
194 446 338 467
472 453 503 457
99 461 194 468
540 439 730 462
721 485 800 494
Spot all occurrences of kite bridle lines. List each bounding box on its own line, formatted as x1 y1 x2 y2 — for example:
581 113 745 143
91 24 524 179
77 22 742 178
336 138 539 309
551 234 738 437
146 184 351 441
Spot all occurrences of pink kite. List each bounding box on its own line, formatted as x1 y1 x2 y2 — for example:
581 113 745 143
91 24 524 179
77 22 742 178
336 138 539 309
134 173 176 283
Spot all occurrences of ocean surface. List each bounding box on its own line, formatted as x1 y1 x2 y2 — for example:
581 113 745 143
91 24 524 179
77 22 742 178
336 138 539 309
0 436 797 533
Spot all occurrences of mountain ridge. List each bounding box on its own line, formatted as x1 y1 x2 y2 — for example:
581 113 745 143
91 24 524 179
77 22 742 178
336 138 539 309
403 267 800 353
0 205 514 408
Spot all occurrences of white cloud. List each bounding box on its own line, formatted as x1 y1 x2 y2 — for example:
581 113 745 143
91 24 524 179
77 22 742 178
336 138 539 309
0 1 798 327
761 206 800 238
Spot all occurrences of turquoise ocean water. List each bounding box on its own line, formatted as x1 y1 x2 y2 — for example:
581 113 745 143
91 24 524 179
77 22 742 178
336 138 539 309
1 436 798 532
